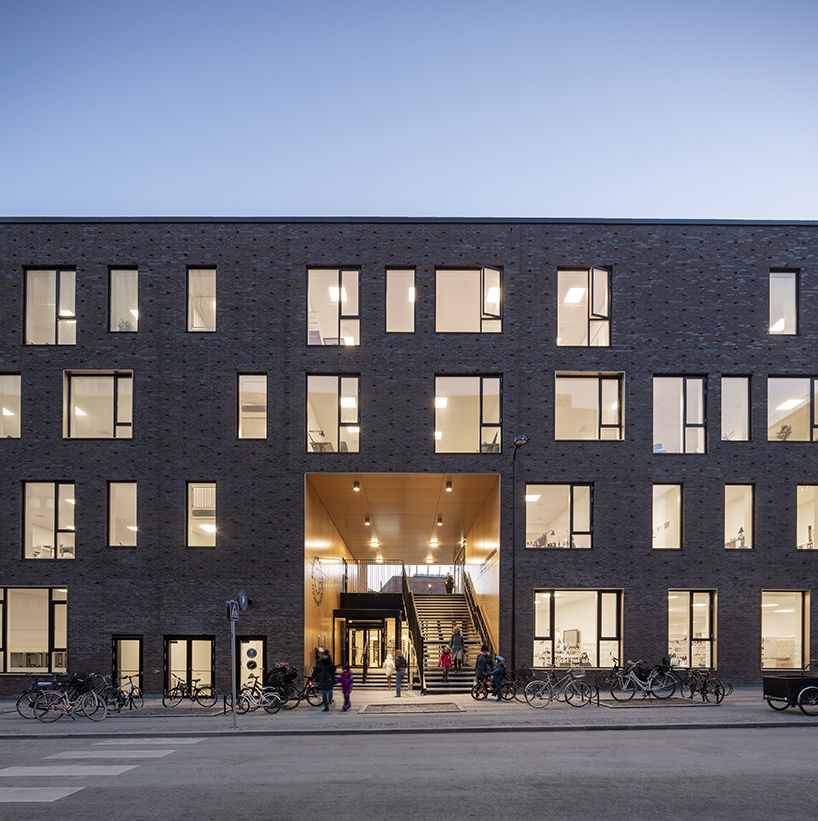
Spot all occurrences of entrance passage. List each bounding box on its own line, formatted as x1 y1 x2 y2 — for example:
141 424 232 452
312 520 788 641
345 621 383 671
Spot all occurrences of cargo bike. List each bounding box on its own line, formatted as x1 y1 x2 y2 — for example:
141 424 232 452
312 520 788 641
762 660 818 715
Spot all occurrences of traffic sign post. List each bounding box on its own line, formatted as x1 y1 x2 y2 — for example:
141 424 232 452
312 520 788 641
226 591 249 730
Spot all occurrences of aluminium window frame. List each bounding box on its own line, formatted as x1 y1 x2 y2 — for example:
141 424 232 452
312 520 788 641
724 483 755 549
654 375 708 454
24 267 76 345
186 481 217 548
720 375 751 442
107 481 137 548
526 483 594 549
65 371 133 439
435 266 503 333
554 373 624 441
307 267 361 346
769 268 799 336
652 483 683 550
112 635 144 690
108 266 139 333
22 481 76 560
557 266 611 347
760 590 808 671
385 266 416 333
668 589 716 669
767 375 818 442
434 374 503 454
186 266 217 333
237 373 268 439
305 373 361 454
0 587 68 674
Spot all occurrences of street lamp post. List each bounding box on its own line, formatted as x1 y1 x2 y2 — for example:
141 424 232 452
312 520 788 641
510 434 529 673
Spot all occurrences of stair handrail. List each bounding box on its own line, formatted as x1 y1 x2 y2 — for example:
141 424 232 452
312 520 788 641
464 572 495 657
401 566 426 693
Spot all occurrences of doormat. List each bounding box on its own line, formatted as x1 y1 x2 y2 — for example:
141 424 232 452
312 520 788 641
363 702 462 714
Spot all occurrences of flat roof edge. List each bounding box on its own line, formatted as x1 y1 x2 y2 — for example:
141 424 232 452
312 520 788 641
1 216 817 226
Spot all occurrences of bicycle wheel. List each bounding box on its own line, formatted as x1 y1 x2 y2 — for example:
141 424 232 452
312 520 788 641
610 677 636 702
281 684 302 709
595 671 614 689
129 688 144 710
83 692 108 721
564 680 592 706
236 695 252 714
766 697 791 711
195 686 217 707
798 686 818 716
16 689 39 719
681 677 696 699
471 683 488 700
650 672 676 700
501 682 516 701
524 680 553 707
305 685 323 706
263 693 282 714
163 687 183 707
34 692 65 723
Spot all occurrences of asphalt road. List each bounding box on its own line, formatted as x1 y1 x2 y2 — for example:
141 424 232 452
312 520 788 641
1 728 816 820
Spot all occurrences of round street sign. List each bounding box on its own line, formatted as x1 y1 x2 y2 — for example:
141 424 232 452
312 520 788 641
238 590 248 611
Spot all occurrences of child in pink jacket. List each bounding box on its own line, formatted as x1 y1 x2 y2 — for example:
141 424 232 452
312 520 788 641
336 666 354 711
438 647 452 682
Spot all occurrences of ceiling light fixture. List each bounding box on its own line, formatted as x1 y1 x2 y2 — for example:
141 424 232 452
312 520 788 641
437 517 443 526
426 553 434 563
376 554 383 564
365 516 370 526
445 481 452 492
353 481 360 491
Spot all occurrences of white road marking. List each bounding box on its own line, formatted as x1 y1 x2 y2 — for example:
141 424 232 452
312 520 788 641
47 750 175 760
0 765 138 777
94 738 203 745
0 787 84 803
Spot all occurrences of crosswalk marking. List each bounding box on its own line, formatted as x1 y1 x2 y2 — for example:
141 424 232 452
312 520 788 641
0 787 84 803
94 738 203 745
47 750 175 760
0 765 138 777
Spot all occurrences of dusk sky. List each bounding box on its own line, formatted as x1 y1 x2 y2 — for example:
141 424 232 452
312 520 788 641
1 0 816 219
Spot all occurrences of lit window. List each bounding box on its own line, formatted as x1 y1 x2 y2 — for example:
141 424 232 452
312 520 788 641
797 485 817 550
1 588 67 673
65 372 132 439
653 485 682 549
188 268 216 331
24 482 75 559
0 374 21 439
188 483 216 547
307 375 360 452
533 589 620 668
25 268 76 345
721 376 750 441
555 374 623 440
668 591 715 668
307 268 360 345
109 482 137 547
526 484 592 549
435 376 501 453
761 591 806 669
436 268 501 333
110 268 139 332
386 268 415 332
724 485 753 549
653 376 706 453
238 374 267 439
769 270 798 335
557 267 610 346
767 377 817 441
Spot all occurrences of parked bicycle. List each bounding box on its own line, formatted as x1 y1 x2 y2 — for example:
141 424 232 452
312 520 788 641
16 676 64 719
681 668 725 703
236 674 282 714
610 659 675 701
524 665 592 707
33 673 108 723
162 673 218 707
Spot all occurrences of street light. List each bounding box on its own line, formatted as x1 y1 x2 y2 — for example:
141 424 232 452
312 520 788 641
510 434 529 673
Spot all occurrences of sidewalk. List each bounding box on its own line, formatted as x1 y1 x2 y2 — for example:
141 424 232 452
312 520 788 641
2 687 816 739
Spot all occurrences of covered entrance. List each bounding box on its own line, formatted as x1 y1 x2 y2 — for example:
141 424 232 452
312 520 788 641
345 621 383 670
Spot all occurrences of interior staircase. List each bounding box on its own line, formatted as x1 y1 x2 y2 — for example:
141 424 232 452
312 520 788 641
413 594 484 693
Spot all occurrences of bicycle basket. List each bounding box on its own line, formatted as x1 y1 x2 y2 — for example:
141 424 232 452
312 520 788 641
570 667 586 678
69 673 93 694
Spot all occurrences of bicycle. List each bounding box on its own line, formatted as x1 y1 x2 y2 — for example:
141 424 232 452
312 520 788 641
471 674 515 701
16 676 64 719
162 673 218 707
594 658 626 690
682 668 725 703
524 665 592 707
610 660 676 701
33 674 108 723
114 672 144 711
235 674 283 714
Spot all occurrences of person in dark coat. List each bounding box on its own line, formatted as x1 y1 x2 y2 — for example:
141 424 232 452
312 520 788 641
474 644 492 684
313 649 337 711
394 649 407 697
491 655 506 701
444 573 455 594
449 626 466 671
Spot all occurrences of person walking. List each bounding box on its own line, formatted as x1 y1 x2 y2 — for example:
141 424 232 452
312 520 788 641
336 665 354 711
438 646 452 682
313 648 336 711
394 649 407 697
383 652 396 689
449 625 466 671
474 643 492 684
444 573 455 594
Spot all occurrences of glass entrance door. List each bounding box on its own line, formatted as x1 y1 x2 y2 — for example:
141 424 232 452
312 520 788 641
346 623 383 672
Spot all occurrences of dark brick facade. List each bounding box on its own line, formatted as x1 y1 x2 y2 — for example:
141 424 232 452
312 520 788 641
1 217 816 692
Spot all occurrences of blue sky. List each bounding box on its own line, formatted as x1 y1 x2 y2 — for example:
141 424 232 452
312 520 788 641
1 0 816 218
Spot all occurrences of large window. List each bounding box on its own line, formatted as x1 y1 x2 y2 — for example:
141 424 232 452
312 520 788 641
113 636 142 688
797 485 817 550
165 636 214 689
769 270 798 335
526 484 592 549
721 376 750 441
668 591 715 668
0 588 67 673
24 482 75 559
307 268 360 345
533 589 621 668
0 374 21 438
555 374 623 440
25 268 76 345
109 482 137 547
307 375 360 452
653 484 682 549
188 482 216 547
761 591 806 669
557 267 610 346
238 374 267 439
725 485 753 549
435 375 501 453
767 377 817 441
436 267 501 333
187 268 216 332
653 376 706 453
65 372 133 439
386 268 415 332
110 268 138 332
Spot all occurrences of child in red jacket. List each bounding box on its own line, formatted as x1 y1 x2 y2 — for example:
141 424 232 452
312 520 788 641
438 647 452 682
